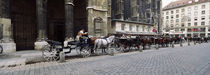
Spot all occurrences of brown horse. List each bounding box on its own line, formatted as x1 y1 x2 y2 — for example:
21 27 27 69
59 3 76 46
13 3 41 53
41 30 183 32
141 36 151 50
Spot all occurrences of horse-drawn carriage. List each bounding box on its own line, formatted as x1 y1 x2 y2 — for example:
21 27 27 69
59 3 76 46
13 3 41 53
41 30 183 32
42 33 209 61
113 37 142 52
42 38 93 61
42 35 115 61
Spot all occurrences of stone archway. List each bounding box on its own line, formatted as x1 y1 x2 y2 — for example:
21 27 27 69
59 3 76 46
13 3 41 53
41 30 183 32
73 0 88 37
11 0 37 50
47 0 65 42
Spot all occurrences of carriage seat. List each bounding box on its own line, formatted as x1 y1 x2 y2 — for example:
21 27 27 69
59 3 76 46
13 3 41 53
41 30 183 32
46 40 62 46
68 41 80 45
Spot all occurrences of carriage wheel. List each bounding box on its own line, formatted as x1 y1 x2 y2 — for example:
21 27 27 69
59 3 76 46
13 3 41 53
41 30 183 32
113 44 123 52
80 46 91 58
0 45 3 54
108 44 115 56
42 45 59 61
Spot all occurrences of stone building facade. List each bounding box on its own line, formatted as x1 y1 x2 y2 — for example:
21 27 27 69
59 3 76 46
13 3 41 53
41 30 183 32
0 0 111 53
110 0 162 35
0 0 161 53
162 0 210 37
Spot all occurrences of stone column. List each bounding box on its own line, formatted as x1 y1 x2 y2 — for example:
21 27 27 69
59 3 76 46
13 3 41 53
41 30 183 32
34 0 48 50
0 0 16 53
64 0 74 47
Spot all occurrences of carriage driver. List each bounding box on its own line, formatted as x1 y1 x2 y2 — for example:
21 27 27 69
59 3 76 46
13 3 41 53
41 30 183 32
76 29 88 42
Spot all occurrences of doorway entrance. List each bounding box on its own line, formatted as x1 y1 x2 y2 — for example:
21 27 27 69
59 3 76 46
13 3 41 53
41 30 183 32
73 0 88 36
47 0 65 42
11 0 37 50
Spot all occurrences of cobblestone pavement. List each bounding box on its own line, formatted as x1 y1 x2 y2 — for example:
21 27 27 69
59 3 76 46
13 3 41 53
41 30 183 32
0 43 210 75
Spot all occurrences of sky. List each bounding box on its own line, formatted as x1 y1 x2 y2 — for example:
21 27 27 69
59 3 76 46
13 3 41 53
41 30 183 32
162 0 178 8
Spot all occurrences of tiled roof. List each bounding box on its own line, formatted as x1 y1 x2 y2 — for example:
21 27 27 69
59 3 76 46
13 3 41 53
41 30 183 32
163 0 208 10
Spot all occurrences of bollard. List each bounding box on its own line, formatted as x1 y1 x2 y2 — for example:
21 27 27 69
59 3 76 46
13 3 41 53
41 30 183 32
139 45 143 52
155 44 159 50
180 42 183 47
194 41 196 45
59 51 65 63
188 41 190 46
172 42 175 48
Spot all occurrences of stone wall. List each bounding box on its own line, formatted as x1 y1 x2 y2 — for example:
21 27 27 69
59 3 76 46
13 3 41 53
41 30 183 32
87 0 109 37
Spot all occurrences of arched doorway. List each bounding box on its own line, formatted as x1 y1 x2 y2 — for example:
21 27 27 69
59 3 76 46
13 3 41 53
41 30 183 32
47 0 65 42
11 0 37 50
73 0 88 37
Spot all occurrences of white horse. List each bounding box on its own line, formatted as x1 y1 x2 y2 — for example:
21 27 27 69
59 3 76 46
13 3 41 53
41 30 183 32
93 36 115 54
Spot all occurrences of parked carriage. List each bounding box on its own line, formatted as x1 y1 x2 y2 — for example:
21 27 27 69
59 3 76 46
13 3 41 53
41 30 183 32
41 33 209 61
113 37 142 52
42 39 92 61
42 35 115 61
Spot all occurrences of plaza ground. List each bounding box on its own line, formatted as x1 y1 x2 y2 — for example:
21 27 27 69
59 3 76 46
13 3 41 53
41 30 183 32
0 42 210 75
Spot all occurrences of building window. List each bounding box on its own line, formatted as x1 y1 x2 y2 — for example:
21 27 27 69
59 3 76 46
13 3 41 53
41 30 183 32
202 5 205 9
176 19 179 22
202 11 205 14
129 25 132 31
194 17 198 21
201 16 205 20
188 18 191 21
194 6 198 10
200 28 205 32
181 29 185 31
181 18 185 22
201 22 205 25
176 10 179 13
166 16 169 19
208 28 210 32
171 15 174 19
136 26 139 32
171 11 174 14
194 22 197 26
176 15 179 18
188 23 191 26
121 24 125 30
181 9 185 12
171 24 174 28
188 28 191 32
171 20 174 23
142 26 145 32
166 11 169 15
181 23 185 27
